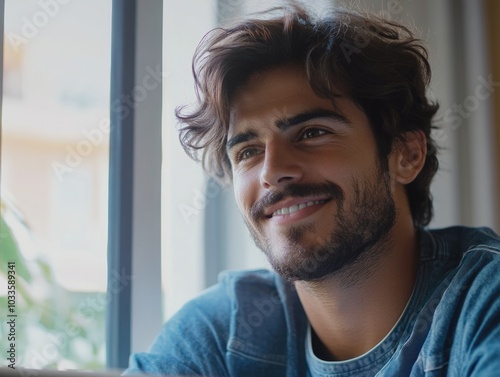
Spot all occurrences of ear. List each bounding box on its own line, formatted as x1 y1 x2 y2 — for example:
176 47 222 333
389 130 427 185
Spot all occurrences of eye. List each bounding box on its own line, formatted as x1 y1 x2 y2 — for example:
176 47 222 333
236 147 261 162
299 127 328 140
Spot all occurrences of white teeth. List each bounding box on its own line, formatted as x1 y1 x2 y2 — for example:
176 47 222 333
272 200 326 217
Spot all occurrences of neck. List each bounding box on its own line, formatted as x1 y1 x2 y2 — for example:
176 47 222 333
295 221 419 361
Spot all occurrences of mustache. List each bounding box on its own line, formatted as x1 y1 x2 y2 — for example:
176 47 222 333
250 182 344 220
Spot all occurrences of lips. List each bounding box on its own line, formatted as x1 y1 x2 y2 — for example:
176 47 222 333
272 199 329 216
265 197 331 218
250 183 343 222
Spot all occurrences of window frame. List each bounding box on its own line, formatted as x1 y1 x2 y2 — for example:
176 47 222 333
107 0 163 369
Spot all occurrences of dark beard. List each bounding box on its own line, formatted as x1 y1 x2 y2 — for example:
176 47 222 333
246 168 396 283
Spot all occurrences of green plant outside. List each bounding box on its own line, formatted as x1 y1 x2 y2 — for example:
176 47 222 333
0 200 105 370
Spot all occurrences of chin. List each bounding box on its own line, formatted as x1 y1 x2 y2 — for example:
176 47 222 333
264 240 334 282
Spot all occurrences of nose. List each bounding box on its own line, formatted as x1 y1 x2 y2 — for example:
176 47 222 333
260 141 304 189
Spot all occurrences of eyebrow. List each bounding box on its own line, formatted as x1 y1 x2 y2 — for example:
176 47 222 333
226 130 258 151
226 108 350 151
275 108 350 131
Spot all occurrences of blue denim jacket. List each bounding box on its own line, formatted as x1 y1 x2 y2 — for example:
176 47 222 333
126 226 500 376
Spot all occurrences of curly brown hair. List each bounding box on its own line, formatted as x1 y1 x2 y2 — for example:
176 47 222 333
176 6 439 227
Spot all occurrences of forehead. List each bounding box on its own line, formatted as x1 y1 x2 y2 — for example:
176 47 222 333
228 66 338 137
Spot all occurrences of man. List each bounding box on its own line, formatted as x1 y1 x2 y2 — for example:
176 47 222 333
126 6 500 376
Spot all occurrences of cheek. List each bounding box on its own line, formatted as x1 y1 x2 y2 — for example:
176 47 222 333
233 175 251 214
233 170 260 213
314 155 353 185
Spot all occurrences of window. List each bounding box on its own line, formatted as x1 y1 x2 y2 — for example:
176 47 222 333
0 0 112 369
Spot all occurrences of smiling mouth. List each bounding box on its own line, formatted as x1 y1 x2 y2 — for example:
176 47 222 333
269 199 330 217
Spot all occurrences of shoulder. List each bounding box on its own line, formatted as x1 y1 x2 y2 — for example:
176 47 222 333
127 269 296 376
423 226 500 301
411 227 500 374
425 225 499 251
162 269 285 338
423 226 500 262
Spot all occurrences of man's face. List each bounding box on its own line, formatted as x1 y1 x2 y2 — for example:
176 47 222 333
226 66 397 282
